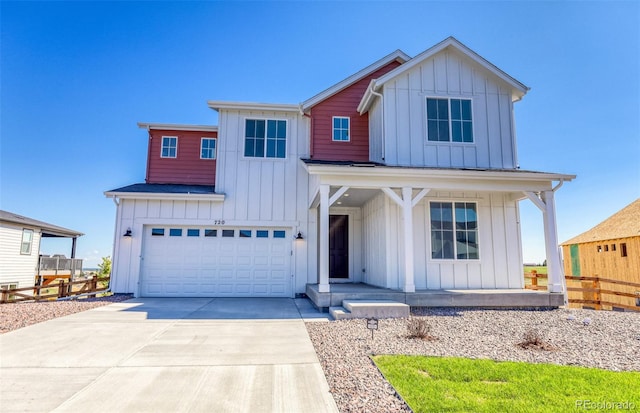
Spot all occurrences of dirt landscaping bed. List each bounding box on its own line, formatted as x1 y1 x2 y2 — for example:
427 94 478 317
0 294 133 334
306 307 640 413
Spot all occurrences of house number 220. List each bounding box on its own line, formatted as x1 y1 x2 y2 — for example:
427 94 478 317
214 220 226 225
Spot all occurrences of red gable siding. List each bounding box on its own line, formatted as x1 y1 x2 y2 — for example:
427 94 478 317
146 129 217 185
310 61 402 162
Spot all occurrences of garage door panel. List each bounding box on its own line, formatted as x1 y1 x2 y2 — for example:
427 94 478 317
141 226 291 297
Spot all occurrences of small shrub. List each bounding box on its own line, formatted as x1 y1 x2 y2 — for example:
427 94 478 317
518 329 556 351
406 318 436 340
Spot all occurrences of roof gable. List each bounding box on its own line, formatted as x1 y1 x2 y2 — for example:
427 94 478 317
561 199 640 245
301 49 411 112
358 36 530 113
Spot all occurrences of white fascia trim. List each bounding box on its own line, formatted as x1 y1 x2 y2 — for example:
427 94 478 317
207 101 301 113
301 49 411 112
304 164 575 183
357 79 378 114
137 122 218 132
104 191 226 202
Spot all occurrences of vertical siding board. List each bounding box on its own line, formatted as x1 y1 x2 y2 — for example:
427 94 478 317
413 200 427 289
247 161 262 221
490 194 509 288
409 91 425 166
447 53 461 94
434 54 448 92
396 88 411 165
421 58 436 93
499 93 514 168
234 160 249 220
385 88 398 164
504 199 523 288
272 162 286 222
479 197 496 288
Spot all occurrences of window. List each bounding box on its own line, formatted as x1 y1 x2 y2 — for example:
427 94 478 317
612 244 617 251
204 229 217 237
621 243 628 257
604 245 609 252
169 228 182 237
244 119 286 158
222 229 235 238
201 138 217 159
151 228 165 236
161 136 177 158
239 230 252 238
187 229 200 237
273 230 286 239
20 229 33 255
597 245 602 253
427 98 473 143
332 116 350 141
430 202 478 260
256 230 268 238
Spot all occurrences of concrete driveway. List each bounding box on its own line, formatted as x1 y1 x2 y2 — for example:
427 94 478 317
0 298 338 413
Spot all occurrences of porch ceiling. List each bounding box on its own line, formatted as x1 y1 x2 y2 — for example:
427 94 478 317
329 187 379 207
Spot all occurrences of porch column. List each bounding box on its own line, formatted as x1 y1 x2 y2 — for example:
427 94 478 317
71 237 77 259
541 190 565 294
318 184 330 293
402 187 416 293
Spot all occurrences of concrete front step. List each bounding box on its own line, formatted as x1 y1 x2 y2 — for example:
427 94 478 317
329 299 410 320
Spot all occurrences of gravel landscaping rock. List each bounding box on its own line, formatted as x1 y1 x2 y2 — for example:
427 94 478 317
306 307 640 413
0 294 133 334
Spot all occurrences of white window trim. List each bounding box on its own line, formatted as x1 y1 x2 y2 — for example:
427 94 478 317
332 116 351 142
200 137 217 160
426 200 480 262
242 117 288 160
20 229 34 255
424 96 475 144
160 136 178 158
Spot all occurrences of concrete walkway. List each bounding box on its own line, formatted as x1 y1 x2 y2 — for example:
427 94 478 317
0 298 337 413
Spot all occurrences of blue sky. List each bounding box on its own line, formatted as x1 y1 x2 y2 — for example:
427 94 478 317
1 1 638 268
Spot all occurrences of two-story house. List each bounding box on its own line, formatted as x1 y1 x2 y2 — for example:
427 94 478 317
105 37 575 309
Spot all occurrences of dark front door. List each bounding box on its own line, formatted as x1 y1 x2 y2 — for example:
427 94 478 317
329 215 349 279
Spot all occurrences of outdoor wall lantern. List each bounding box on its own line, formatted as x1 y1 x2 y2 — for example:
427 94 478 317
123 228 132 237
295 231 304 241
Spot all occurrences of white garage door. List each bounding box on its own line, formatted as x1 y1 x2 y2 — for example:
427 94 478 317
140 226 292 297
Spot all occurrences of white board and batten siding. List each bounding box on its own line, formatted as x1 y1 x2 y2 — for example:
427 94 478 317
372 48 517 169
0 223 41 288
362 190 524 291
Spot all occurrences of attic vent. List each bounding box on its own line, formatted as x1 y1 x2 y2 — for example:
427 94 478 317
350 163 376 168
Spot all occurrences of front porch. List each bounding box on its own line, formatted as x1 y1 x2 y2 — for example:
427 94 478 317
306 283 564 310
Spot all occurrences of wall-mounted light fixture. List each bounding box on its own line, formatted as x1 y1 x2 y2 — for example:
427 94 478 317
295 231 304 241
123 228 132 237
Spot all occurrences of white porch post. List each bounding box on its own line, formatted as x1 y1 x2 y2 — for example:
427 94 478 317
318 184 330 293
402 187 416 293
541 190 565 294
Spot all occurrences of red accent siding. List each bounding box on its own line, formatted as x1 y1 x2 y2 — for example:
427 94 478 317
310 61 402 162
146 129 217 185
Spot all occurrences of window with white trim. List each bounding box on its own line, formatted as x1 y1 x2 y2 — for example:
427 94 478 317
244 119 286 158
427 98 473 143
332 116 350 141
20 229 33 255
161 136 178 158
201 138 217 159
430 202 478 260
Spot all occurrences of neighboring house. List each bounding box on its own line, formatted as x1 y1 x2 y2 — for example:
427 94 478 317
105 37 575 307
561 199 640 310
0 210 83 290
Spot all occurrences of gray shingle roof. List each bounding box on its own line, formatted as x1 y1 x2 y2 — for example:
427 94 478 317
0 210 83 238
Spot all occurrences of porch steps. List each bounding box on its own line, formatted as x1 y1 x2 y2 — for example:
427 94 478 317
329 299 410 320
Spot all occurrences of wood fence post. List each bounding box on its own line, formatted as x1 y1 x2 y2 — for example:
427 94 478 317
90 275 98 298
531 270 538 289
593 276 601 310
58 280 65 298
1 285 8 303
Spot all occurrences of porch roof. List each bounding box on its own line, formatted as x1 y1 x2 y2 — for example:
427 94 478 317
0 210 83 238
301 159 575 193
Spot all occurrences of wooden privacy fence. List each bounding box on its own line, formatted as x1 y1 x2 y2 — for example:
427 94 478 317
524 271 640 312
0 276 110 304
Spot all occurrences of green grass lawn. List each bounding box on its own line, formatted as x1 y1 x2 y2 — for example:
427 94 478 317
373 355 640 413
524 265 547 275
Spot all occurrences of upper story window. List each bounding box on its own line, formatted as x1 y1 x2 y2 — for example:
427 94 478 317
430 202 478 260
332 116 350 141
201 138 217 159
427 98 473 143
20 229 34 255
244 119 286 158
161 136 178 158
